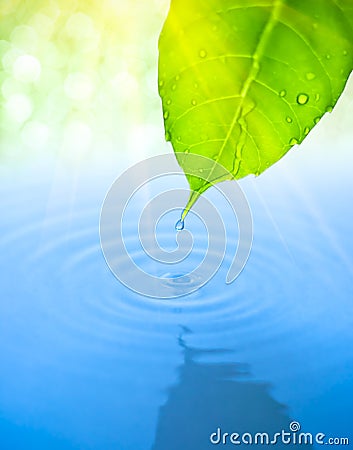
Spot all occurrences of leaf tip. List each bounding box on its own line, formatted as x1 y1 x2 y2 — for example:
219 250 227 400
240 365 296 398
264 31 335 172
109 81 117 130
181 190 201 221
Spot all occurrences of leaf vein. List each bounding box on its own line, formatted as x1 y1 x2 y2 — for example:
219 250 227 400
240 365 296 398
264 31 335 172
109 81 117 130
253 79 302 134
169 95 241 132
164 55 253 91
276 18 334 99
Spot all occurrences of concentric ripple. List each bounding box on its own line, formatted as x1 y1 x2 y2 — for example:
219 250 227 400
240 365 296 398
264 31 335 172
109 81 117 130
1 164 353 381
100 153 253 298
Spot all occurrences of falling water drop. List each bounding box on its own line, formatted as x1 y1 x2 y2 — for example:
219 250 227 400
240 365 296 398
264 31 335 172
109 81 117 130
175 219 184 231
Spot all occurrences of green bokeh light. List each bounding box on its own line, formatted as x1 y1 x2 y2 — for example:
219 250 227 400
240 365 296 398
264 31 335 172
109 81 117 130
0 0 169 163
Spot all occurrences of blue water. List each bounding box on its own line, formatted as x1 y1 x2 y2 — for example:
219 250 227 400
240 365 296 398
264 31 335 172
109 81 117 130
1 145 353 449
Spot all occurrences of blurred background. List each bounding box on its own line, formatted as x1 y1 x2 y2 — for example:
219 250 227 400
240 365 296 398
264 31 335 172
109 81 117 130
0 0 169 169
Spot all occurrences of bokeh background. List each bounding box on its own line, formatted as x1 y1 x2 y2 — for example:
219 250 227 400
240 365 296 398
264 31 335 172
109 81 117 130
1 2 353 450
0 0 169 168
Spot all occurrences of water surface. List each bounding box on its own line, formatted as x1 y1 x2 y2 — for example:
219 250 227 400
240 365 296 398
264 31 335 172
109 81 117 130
0 148 353 449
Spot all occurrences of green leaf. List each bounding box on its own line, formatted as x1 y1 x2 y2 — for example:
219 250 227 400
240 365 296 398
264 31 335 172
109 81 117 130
158 0 353 217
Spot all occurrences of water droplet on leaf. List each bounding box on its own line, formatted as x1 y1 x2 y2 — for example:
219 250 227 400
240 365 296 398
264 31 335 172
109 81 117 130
166 99 171 105
306 72 316 80
164 111 169 119
297 93 309 105
175 75 180 81
199 49 207 58
304 127 310 135
326 105 333 113
314 117 321 124
286 116 292 123
279 90 286 97
289 138 298 145
171 84 177 91
191 99 197 106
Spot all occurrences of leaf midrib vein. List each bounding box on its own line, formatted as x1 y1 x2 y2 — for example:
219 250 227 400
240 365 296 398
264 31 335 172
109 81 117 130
214 0 283 173
181 0 284 217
